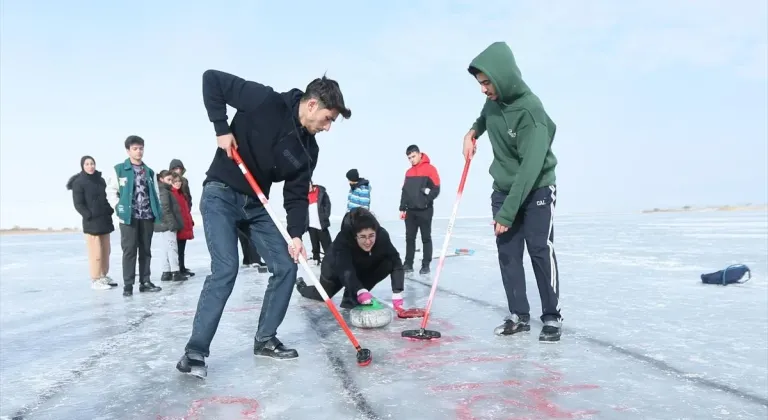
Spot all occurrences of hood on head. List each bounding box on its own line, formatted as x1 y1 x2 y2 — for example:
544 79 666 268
169 159 185 174
468 41 530 104
416 153 431 165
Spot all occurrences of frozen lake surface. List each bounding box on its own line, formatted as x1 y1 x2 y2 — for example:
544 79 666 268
1 210 767 419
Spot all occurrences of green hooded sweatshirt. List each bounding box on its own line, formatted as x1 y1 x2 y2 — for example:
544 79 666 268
468 41 558 226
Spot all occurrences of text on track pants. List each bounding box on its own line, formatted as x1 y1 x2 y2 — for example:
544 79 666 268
491 186 561 322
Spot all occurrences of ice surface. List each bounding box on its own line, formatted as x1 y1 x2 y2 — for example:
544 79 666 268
1 210 767 419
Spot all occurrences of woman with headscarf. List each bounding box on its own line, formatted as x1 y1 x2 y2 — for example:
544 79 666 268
66 156 117 290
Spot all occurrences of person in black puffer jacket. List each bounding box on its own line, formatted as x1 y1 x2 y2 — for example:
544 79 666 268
66 155 117 290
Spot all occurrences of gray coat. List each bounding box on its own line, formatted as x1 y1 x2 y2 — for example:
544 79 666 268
154 183 184 232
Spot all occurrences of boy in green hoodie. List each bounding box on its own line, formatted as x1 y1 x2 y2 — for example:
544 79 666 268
463 41 561 342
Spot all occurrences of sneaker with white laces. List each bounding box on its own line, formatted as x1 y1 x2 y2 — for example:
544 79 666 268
91 279 112 290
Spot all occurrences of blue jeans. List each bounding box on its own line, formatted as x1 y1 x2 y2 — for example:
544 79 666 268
184 181 298 357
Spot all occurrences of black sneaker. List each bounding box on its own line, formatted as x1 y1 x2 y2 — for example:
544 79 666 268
160 272 172 282
295 277 308 291
171 271 188 282
181 268 195 277
403 264 414 274
254 337 298 360
139 281 162 292
123 286 133 297
419 265 430 275
493 314 531 336
176 353 207 378
539 319 562 342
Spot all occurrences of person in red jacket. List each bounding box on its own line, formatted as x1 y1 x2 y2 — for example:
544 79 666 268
398 144 441 275
171 173 195 277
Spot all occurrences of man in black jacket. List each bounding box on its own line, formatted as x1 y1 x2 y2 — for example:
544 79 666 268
296 208 406 311
177 69 351 377
307 181 332 264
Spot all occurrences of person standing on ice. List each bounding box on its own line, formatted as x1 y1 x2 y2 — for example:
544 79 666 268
66 155 117 290
169 159 195 277
295 207 407 311
398 144 441 275
307 181 332 265
171 172 196 277
154 170 188 282
345 169 371 211
462 41 562 342
176 69 351 377
105 135 163 297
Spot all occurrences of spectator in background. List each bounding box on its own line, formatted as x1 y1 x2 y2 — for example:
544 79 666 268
237 221 266 270
155 170 188 282
398 144 441 275
345 169 371 211
308 181 332 264
169 159 192 209
66 155 117 290
105 135 163 296
171 171 195 277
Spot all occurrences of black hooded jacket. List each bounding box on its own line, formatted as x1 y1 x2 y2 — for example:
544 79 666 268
66 171 115 235
320 214 405 295
169 158 193 208
201 69 319 238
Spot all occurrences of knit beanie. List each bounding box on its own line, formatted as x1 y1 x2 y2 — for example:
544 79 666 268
346 169 359 182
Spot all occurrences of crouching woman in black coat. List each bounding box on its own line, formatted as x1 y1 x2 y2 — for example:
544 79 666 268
66 155 116 290
296 207 407 310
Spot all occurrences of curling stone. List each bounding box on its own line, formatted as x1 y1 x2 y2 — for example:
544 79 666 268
349 299 392 329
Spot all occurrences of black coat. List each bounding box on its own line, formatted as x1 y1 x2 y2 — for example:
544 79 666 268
67 171 115 235
314 185 332 229
201 69 319 239
320 214 405 295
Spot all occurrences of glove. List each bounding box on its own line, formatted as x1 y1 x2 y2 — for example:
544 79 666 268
357 289 373 305
392 292 404 311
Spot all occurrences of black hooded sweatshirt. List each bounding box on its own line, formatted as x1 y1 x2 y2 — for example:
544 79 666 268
320 214 405 295
169 158 193 208
201 69 319 239
66 170 115 235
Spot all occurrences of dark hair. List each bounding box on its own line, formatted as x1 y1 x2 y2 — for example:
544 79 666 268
302 75 351 119
406 144 420 154
124 135 145 149
468 66 481 76
345 207 379 234
170 172 182 182
80 155 95 170
157 169 170 182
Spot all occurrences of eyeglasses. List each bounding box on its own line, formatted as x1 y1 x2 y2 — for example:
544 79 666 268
356 233 376 242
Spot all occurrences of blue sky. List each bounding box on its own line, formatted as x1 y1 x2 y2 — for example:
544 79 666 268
1 0 766 229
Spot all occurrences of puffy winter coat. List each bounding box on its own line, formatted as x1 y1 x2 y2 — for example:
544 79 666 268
66 171 115 235
154 183 185 233
172 187 195 240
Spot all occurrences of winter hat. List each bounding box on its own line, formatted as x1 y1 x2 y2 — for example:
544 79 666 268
80 155 95 171
346 169 359 182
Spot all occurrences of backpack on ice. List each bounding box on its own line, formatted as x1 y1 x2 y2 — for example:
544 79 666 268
700 264 751 285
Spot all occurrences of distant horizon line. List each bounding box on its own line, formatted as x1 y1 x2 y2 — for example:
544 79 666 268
4 203 765 231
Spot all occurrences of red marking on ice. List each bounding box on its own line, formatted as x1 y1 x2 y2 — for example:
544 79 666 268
409 354 523 369
168 306 261 316
430 380 522 392
157 396 260 420
430 364 601 419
